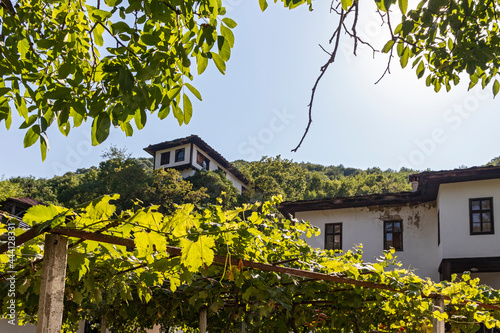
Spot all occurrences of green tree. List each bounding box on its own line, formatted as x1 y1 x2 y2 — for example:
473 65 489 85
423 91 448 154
96 147 150 210
143 168 209 214
186 169 243 209
0 177 24 201
487 156 500 166
235 156 308 201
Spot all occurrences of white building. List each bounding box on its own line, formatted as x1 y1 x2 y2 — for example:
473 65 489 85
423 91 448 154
278 166 500 288
143 135 250 194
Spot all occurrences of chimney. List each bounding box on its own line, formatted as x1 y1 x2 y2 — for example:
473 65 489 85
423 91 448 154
409 174 420 192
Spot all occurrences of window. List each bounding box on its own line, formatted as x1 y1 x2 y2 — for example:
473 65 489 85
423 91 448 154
160 152 170 165
196 152 210 170
325 223 342 250
384 220 403 251
175 148 185 162
470 197 494 235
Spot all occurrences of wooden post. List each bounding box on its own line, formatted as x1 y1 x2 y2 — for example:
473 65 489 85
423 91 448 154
433 296 445 333
199 307 207 333
101 316 107 333
36 234 68 333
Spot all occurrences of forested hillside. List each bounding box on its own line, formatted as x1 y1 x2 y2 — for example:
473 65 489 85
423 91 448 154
1 150 499 209
234 157 415 202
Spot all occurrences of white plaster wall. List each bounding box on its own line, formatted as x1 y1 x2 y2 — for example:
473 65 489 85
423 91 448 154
180 169 196 178
438 179 500 259
296 202 440 281
0 320 36 332
154 143 191 169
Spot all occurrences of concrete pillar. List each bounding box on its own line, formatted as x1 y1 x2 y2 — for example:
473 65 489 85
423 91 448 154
145 325 162 333
200 307 207 333
36 234 68 333
433 297 445 333
241 321 247 333
100 316 107 333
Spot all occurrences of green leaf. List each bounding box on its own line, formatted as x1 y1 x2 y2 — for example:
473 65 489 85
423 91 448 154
0 87 11 96
120 122 134 136
134 108 147 130
58 62 73 79
141 33 160 46
45 87 72 100
222 18 237 28
184 83 202 101
493 80 499 98
259 0 268 11
118 67 134 93
221 25 235 48
15 95 28 120
93 23 105 47
400 47 409 68
23 125 40 148
341 0 353 10
23 204 65 226
40 133 48 161
164 204 195 237
398 0 407 14
36 39 54 49
111 21 131 34
217 36 231 61
173 105 183 126
180 235 215 272
183 93 193 124
211 53 226 74
135 231 166 257
381 40 394 53
434 80 441 92
73 290 84 305
67 253 90 280
416 60 425 79
167 86 182 101
91 113 111 146
196 53 208 75
375 0 387 12
158 105 170 120
19 115 37 129
18 39 29 59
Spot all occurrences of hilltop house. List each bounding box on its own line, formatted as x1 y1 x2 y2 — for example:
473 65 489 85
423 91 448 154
278 166 500 288
143 135 250 194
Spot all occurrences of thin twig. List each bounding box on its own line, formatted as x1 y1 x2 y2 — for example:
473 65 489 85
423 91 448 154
291 9 345 153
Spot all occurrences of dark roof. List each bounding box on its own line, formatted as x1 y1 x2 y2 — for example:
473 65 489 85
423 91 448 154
6 197 43 207
279 165 500 216
143 135 250 185
1 197 44 229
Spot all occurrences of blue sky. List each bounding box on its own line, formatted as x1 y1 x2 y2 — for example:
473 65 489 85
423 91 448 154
1 1 499 179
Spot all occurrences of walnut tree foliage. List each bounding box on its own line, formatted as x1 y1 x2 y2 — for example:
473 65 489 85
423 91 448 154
2 196 500 332
0 0 237 159
2 0 500 158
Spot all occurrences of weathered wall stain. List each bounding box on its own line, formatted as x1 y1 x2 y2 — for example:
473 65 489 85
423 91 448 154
366 202 436 229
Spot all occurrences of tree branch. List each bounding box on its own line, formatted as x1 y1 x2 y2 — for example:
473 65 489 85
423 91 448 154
291 8 345 152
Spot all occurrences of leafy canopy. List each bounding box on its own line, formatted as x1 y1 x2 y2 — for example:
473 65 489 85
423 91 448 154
2 196 500 332
0 0 236 159
3 0 500 158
